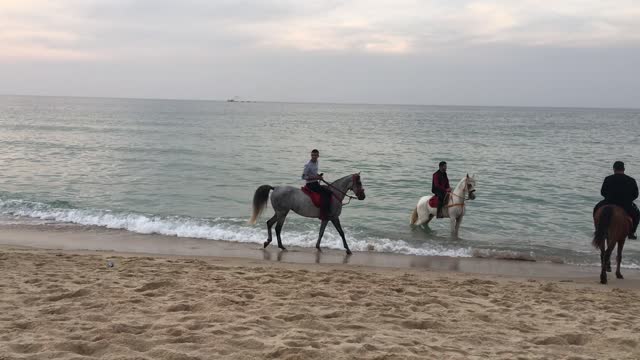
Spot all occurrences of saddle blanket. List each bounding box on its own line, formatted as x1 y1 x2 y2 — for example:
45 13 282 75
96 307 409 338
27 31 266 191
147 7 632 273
301 186 322 208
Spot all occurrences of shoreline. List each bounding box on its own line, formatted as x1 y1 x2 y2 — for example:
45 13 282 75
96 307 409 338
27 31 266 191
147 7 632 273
1 224 638 288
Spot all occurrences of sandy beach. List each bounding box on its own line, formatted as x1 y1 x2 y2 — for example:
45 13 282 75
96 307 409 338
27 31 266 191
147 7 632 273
1 228 640 359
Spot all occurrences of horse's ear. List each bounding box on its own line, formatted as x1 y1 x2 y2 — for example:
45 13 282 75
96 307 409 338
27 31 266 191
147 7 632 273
466 173 469 178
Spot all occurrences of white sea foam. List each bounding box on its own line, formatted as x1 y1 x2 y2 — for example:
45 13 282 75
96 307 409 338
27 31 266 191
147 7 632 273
0 198 472 257
2 198 640 269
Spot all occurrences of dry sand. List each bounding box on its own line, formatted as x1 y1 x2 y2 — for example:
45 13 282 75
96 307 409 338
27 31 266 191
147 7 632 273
1 245 640 360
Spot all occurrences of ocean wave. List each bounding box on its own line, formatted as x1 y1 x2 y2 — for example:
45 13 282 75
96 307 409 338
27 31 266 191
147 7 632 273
0 198 472 258
2 197 640 269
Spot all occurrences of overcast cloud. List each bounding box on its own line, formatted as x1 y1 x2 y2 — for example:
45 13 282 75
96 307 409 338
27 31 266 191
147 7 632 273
1 0 639 107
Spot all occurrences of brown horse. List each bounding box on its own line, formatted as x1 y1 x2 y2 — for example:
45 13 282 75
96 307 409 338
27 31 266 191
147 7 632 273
592 205 633 284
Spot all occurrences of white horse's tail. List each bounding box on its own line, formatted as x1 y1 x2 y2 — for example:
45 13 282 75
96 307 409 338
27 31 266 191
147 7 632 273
410 206 418 225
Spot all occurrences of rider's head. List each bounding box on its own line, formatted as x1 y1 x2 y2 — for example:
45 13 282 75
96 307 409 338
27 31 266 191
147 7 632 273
311 149 319 162
613 161 625 174
439 161 447 172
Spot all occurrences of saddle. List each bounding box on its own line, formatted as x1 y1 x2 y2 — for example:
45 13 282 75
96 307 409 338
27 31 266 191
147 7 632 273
428 193 451 218
301 186 323 208
596 204 635 228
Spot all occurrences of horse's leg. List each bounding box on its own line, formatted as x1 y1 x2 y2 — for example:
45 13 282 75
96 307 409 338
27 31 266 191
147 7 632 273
605 242 615 273
413 205 426 225
615 239 625 279
599 242 607 284
455 215 463 237
315 220 329 252
275 211 289 251
450 217 457 237
264 214 278 248
416 202 437 225
330 217 352 255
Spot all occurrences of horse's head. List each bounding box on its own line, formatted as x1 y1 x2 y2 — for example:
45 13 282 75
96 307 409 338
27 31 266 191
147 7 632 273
351 173 366 200
466 174 477 200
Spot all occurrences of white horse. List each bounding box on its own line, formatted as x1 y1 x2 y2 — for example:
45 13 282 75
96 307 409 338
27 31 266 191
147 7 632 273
410 174 476 237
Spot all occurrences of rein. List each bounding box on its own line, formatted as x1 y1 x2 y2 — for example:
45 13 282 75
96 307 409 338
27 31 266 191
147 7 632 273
320 177 359 205
445 181 475 208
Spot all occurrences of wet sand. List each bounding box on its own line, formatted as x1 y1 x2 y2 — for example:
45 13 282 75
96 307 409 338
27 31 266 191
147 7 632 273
1 225 640 359
0 224 639 286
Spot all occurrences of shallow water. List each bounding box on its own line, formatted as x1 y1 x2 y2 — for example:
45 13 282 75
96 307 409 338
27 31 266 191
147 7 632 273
1 95 639 266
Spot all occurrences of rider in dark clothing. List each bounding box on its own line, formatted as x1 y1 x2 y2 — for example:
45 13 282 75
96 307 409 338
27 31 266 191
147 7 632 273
432 161 451 216
594 161 639 239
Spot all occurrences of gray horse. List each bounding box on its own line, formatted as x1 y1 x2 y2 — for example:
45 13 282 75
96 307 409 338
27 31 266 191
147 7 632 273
249 173 366 254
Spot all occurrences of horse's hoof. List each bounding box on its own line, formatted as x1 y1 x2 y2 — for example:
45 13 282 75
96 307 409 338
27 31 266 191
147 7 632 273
278 247 287 251
616 273 624 279
346 249 352 255
600 275 607 284
316 247 322 252
263 241 271 248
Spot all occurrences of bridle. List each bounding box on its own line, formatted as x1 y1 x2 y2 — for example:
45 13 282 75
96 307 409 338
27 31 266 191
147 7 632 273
320 174 364 205
446 179 476 208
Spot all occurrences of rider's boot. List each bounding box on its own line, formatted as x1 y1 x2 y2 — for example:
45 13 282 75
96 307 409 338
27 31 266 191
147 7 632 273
630 233 638 240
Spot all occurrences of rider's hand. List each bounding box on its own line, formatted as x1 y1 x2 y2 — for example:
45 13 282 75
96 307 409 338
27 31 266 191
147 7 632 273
318 173 324 179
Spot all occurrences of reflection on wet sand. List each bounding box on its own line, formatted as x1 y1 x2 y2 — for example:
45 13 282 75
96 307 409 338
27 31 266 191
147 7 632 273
2 225 640 285
315 250 351 264
410 256 461 271
262 248 352 265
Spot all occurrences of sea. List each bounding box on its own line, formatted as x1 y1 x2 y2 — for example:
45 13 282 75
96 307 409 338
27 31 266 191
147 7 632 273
1 95 639 268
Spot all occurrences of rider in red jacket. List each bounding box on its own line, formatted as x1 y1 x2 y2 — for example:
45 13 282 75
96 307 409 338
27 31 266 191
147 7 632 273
432 161 452 215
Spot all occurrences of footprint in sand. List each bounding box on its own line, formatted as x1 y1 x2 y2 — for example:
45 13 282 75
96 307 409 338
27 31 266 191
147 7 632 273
609 337 638 349
110 323 150 335
53 340 109 356
400 319 442 330
277 313 308 322
166 303 194 312
9 342 44 354
531 333 590 346
46 288 91 302
135 280 175 292
147 348 201 360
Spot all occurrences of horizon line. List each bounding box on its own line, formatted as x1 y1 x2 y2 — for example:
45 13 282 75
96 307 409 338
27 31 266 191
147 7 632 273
1 92 638 111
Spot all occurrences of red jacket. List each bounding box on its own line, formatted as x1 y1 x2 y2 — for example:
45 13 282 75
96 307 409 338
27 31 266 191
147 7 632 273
432 170 450 194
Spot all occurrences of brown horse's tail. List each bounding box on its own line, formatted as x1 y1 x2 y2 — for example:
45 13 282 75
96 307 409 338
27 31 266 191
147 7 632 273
592 206 613 248
248 185 273 224
410 206 418 225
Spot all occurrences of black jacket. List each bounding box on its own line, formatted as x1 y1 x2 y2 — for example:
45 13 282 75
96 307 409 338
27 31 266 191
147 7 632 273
601 173 638 206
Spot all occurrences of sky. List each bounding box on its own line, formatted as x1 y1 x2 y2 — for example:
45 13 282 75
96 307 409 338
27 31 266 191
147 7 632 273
1 0 639 108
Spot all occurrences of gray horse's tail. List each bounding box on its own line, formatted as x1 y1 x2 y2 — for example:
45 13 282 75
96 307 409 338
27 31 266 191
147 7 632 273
410 206 418 225
249 185 274 224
